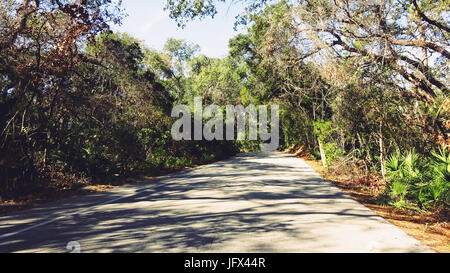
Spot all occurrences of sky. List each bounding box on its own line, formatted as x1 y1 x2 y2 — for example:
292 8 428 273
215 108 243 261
112 0 247 58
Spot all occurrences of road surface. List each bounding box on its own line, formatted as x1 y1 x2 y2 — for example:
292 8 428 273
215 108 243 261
0 152 433 252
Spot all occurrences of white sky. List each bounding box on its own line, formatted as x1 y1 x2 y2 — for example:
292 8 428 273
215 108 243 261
112 0 247 58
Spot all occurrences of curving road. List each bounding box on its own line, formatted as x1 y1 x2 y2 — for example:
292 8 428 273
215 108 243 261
0 152 433 253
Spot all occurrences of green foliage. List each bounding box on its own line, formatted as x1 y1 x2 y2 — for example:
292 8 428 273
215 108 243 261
386 154 400 173
165 0 225 27
386 150 421 181
2 0 448 219
0 5 236 198
322 142 345 166
237 139 262 153
201 153 216 162
144 38 200 101
429 148 450 181
162 0 449 216
164 156 193 169
189 56 243 105
385 149 449 210
390 180 409 201
278 105 314 151
313 120 336 143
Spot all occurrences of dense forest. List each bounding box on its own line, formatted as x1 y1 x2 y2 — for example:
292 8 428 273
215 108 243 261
0 0 448 214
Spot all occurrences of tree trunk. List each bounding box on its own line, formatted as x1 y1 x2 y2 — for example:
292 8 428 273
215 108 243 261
379 132 386 181
318 138 327 167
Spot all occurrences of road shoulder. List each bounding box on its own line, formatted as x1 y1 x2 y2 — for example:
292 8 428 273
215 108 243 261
298 155 449 253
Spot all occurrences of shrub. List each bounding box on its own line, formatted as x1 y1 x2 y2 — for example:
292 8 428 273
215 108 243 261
385 150 420 181
323 142 345 166
390 180 408 201
385 148 449 210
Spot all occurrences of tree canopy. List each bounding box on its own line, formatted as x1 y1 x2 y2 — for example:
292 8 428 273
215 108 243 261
0 0 448 211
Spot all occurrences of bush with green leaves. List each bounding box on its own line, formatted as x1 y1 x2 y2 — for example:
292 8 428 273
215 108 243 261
323 142 345 166
386 150 421 181
385 149 449 210
418 149 450 208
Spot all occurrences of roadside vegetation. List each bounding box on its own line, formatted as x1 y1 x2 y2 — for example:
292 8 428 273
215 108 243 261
1 0 448 225
0 1 237 203
164 0 449 217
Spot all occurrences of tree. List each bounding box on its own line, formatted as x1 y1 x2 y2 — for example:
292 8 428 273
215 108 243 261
0 0 123 194
165 0 449 100
144 38 200 101
190 56 244 105
165 0 226 27
166 0 449 147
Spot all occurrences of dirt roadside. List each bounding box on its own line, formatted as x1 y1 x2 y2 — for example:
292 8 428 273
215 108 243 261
299 155 449 253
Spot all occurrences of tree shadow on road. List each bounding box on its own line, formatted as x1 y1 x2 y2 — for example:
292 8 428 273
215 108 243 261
0 153 422 253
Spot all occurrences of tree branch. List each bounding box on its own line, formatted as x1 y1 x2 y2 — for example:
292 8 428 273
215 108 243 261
412 0 450 33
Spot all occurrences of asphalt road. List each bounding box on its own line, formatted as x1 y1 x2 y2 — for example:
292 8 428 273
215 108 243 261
0 152 434 253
